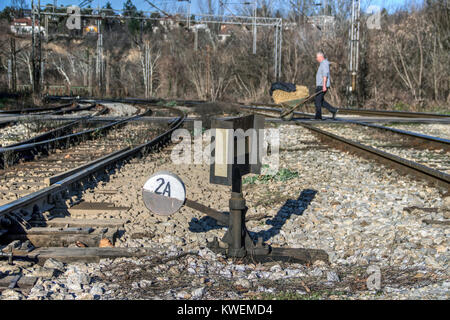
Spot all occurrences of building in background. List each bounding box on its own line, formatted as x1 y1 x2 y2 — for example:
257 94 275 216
10 17 46 36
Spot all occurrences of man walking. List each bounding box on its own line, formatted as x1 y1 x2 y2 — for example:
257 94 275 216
315 52 338 120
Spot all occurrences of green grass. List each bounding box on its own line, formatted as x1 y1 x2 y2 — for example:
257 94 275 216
157 100 177 107
255 290 347 300
243 167 299 185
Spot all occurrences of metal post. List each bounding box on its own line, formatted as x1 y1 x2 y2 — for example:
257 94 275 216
31 0 35 94
187 0 191 29
278 20 282 80
252 0 257 54
10 38 16 92
349 0 360 99
145 42 150 99
7 59 11 91
274 24 278 79
88 52 93 96
44 15 48 40
96 19 103 95
37 0 42 94
228 167 246 258
194 28 198 51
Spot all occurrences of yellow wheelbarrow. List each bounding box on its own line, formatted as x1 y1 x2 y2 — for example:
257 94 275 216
277 91 321 121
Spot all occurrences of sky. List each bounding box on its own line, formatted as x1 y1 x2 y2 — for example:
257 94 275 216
0 0 425 15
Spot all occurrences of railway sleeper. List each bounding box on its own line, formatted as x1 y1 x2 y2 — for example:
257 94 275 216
0 275 38 291
1 226 118 248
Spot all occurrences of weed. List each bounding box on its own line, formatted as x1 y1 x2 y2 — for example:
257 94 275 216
243 168 299 185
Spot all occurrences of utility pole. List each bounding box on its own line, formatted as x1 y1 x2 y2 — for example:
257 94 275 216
31 0 42 99
194 28 198 51
144 42 150 99
349 0 360 105
187 0 191 29
9 38 17 92
252 0 257 54
96 18 104 95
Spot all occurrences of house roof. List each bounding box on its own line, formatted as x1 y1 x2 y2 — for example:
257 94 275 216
12 17 38 26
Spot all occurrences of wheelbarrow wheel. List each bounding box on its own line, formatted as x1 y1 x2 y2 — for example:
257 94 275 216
281 112 294 121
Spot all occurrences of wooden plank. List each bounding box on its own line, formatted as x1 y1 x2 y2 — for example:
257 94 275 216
3 227 118 248
26 247 156 264
45 148 130 185
94 190 118 194
423 219 450 226
8 181 48 187
42 217 127 228
0 189 34 195
67 201 130 216
0 276 37 289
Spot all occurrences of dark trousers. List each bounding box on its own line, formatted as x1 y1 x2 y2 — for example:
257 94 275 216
314 86 337 119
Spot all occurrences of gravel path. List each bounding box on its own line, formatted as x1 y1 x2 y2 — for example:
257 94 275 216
1 123 448 300
99 103 138 117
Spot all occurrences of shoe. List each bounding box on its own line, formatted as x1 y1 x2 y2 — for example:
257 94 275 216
314 117 323 120
331 109 338 119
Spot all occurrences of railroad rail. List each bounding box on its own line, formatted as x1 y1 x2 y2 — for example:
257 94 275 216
241 103 450 119
239 104 449 188
3 104 104 149
240 105 450 123
241 105 449 149
0 102 74 114
0 100 185 266
0 102 97 116
339 120 450 151
298 123 449 189
0 102 98 131
337 108 450 119
0 106 149 169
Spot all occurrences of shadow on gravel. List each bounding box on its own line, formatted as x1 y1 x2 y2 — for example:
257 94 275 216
188 216 222 233
188 189 317 243
250 188 317 242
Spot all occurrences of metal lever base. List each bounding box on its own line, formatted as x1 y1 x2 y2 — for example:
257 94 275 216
185 178 329 264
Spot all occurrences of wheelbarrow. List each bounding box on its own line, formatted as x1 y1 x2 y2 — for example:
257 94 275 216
278 91 321 121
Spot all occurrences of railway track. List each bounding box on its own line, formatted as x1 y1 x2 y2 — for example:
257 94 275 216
47 96 450 120
2 104 106 149
298 123 449 189
0 102 98 132
0 101 185 277
0 102 97 116
0 102 74 115
0 120 157 200
0 105 146 169
241 105 449 189
337 108 450 119
241 103 450 120
0 98 447 292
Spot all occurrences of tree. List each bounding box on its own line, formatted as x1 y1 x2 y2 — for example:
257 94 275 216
123 0 141 37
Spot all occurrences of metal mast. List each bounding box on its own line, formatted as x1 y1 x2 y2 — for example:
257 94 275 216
349 0 360 96
252 0 257 54
31 0 42 97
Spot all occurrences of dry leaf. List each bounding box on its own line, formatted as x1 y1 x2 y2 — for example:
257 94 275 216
75 241 87 247
99 238 114 248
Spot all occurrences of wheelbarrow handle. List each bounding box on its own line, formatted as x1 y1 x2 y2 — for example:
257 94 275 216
280 91 322 118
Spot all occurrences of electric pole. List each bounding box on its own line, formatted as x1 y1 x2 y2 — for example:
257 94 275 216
31 0 42 100
349 0 360 106
252 0 257 54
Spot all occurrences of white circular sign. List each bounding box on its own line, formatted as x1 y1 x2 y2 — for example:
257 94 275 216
142 171 186 216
